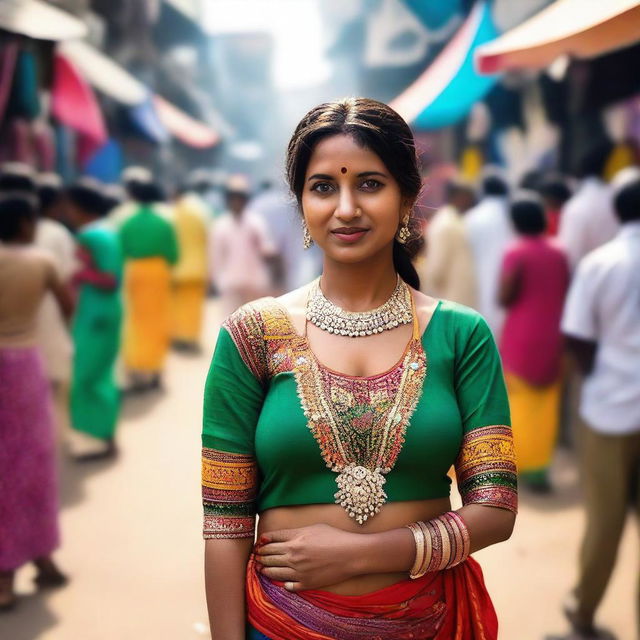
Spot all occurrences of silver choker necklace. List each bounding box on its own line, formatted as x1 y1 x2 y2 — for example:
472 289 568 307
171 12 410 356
306 276 413 337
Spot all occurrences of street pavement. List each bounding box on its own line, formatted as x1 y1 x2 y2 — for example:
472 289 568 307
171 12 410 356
0 299 636 640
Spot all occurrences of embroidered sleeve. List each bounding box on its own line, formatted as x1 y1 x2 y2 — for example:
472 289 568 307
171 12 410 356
202 305 270 539
202 449 258 538
455 425 518 513
453 307 517 513
221 300 270 384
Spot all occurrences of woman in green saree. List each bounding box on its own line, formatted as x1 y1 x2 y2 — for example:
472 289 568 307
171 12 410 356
66 181 123 461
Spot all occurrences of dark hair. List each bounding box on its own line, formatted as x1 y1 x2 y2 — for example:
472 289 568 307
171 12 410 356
0 171 36 193
510 192 547 235
577 144 611 180
38 183 62 212
539 176 572 207
613 178 640 223
66 181 110 218
444 179 475 203
0 192 38 241
285 97 423 289
482 174 509 197
518 169 543 192
130 180 165 204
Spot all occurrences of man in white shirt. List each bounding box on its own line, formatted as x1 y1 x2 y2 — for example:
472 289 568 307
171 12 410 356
558 146 619 270
464 172 512 337
560 177 640 640
248 182 322 291
418 180 477 308
209 175 280 317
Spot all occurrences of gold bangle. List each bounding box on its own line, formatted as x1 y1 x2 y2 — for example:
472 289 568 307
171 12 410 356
449 511 471 564
416 521 432 577
405 523 425 579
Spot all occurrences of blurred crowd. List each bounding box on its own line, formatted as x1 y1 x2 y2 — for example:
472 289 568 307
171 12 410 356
0 162 322 610
417 149 640 637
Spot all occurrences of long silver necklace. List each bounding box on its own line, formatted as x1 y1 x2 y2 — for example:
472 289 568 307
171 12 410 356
306 275 413 337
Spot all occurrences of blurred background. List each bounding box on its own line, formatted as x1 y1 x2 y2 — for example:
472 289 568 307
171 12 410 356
0 0 639 638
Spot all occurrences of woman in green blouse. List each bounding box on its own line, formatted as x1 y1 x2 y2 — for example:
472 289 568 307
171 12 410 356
118 182 178 391
202 99 517 640
66 181 123 461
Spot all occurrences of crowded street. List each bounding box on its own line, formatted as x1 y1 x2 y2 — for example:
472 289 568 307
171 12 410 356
2 2 640 639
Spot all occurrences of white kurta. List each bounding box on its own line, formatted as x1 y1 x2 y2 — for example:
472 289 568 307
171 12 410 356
418 205 477 308
558 177 619 270
464 196 514 337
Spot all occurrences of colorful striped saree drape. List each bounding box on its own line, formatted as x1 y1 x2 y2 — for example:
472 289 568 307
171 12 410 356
246 554 498 640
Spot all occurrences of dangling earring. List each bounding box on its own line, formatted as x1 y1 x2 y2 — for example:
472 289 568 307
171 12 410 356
396 216 411 244
302 220 313 249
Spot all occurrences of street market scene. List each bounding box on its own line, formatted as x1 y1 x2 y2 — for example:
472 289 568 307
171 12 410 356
0 1 639 639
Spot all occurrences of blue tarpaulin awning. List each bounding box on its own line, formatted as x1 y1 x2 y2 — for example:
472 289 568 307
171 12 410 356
390 1 499 130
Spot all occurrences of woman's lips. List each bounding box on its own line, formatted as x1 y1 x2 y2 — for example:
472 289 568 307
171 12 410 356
331 228 369 243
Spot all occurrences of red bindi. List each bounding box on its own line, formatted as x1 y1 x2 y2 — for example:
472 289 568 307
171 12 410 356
341 167 347 174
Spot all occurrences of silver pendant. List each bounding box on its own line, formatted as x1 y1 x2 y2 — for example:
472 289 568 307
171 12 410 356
333 464 387 525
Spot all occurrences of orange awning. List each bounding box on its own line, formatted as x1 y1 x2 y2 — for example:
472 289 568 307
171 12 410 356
476 0 640 74
152 95 220 148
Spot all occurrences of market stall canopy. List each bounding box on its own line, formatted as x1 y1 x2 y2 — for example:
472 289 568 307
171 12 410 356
390 1 498 130
152 95 220 148
163 0 200 22
58 40 147 106
0 0 87 41
52 53 107 145
475 0 640 74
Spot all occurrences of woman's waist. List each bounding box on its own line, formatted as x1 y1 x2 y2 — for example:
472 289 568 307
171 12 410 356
257 498 451 595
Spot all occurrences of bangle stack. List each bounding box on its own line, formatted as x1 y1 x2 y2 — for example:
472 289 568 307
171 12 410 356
405 511 471 579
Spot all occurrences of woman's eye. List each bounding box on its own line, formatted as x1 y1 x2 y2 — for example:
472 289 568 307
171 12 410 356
311 182 334 194
361 179 383 191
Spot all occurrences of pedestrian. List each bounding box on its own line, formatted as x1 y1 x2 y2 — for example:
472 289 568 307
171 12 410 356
119 181 178 392
248 180 322 291
0 192 74 610
209 175 278 317
538 174 572 237
498 193 570 493
171 183 209 352
202 98 517 639
34 173 76 438
65 180 123 461
465 170 513 337
559 178 640 640
558 145 618 270
418 179 477 308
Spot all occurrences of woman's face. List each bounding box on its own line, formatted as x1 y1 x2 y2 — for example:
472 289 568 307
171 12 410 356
301 134 406 264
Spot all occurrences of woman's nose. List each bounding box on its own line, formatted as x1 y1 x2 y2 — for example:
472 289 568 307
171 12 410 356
334 191 360 220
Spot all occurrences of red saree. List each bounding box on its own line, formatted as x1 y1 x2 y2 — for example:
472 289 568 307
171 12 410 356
246 555 498 640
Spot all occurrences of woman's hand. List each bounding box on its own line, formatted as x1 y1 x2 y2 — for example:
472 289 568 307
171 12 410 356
255 523 363 591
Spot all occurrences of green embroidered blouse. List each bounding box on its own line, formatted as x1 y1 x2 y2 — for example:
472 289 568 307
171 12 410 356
201 297 517 539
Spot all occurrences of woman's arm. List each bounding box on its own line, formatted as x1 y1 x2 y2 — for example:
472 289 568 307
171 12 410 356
205 538 253 640
45 261 75 321
256 503 515 590
73 247 118 291
497 258 521 307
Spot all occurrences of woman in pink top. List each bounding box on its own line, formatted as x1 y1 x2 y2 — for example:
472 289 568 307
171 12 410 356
498 193 569 493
